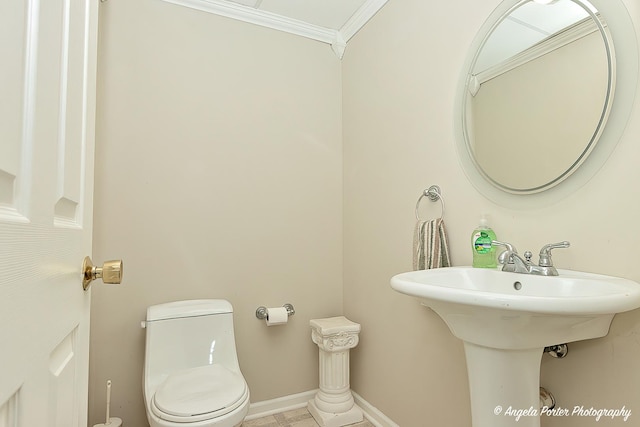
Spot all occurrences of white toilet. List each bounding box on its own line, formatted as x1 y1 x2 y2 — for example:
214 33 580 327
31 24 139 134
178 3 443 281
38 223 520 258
143 299 250 427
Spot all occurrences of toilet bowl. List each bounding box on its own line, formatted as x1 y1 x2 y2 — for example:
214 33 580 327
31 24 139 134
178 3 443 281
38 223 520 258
143 300 250 427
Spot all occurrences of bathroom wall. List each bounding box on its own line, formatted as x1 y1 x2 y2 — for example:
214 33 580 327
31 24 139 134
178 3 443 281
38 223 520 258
89 1 343 425
342 0 640 426
90 0 640 425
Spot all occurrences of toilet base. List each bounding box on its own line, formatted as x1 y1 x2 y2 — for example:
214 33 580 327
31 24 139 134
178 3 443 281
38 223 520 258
307 400 363 427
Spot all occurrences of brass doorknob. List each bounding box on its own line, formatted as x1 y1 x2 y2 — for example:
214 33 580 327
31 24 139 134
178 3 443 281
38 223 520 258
82 256 123 290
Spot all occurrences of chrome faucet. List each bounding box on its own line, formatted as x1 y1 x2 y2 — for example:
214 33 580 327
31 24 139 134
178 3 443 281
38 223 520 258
491 240 570 276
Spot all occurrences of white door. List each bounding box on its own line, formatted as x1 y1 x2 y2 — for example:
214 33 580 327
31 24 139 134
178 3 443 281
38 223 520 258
0 0 99 426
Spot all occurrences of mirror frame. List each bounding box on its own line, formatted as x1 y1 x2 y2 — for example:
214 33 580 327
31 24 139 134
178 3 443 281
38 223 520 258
454 0 638 208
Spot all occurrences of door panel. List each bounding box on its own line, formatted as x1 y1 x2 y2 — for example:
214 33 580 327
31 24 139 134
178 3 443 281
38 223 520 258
55 0 87 227
0 0 98 425
0 0 30 214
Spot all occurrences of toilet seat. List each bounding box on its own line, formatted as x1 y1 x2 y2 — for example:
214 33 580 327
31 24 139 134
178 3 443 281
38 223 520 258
151 364 248 423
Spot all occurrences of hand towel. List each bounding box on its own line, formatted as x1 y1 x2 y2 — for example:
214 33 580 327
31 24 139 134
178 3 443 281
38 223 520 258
413 218 451 270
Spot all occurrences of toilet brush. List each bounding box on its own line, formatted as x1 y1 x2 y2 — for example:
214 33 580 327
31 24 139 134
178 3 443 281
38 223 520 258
92 380 122 427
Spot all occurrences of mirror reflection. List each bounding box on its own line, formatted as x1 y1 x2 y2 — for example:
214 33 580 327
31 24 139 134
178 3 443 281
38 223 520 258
463 0 613 193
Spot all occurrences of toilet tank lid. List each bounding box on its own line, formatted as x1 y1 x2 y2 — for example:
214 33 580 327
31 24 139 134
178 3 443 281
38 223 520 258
146 299 233 322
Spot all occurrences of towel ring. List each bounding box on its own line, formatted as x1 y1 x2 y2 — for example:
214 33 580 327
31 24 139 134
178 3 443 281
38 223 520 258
415 185 445 221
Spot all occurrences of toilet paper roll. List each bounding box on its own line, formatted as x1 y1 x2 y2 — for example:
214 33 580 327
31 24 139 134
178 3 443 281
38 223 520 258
265 307 289 326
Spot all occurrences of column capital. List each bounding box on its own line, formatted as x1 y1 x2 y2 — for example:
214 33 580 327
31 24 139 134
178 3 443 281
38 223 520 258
312 329 359 352
310 316 361 352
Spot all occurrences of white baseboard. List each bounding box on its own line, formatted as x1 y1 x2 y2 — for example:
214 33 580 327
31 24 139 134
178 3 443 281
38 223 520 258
352 391 399 427
245 389 399 427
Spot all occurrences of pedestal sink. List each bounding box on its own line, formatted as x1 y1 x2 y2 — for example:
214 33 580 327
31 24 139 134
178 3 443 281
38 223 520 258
391 267 640 427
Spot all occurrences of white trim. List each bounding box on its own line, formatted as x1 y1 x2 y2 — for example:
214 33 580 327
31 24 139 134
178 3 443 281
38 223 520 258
353 391 400 427
159 0 336 43
474 16 601 86
245 389 399 427
341 0 389 42
156 0 388 59
331 32 346 60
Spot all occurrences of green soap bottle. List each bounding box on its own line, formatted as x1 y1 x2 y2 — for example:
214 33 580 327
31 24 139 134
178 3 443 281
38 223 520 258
472 216 497 268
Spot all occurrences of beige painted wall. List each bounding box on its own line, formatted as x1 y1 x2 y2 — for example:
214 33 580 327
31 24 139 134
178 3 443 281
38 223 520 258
89 1 343 426
343 0 640 426
90 0 640 426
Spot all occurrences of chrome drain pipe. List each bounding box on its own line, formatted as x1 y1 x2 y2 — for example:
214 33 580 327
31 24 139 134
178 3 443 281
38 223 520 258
540 387 556 410
544 343 568 358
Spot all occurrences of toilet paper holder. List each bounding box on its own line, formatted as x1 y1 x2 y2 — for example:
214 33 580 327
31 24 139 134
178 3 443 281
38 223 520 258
255 304 295 320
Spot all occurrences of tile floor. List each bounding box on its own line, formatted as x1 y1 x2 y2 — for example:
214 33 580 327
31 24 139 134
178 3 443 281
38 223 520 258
242 407 375 427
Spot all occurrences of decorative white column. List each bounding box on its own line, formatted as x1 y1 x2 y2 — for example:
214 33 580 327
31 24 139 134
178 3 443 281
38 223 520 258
308 316 363 427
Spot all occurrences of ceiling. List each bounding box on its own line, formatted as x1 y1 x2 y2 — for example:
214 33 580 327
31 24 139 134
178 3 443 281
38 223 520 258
160 0 389 58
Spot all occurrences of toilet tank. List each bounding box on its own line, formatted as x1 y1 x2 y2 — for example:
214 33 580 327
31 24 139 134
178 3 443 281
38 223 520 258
144 299 241 381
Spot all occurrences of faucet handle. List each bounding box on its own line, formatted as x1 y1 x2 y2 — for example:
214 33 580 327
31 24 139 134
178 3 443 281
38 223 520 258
538 241 570 267
492 240 518 268
491 240 517 253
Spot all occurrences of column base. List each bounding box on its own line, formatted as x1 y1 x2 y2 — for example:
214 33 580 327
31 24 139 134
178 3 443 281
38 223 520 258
307 399 363 427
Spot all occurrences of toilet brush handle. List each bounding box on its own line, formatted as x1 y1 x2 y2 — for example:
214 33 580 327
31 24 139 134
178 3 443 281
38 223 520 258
106 380 112 423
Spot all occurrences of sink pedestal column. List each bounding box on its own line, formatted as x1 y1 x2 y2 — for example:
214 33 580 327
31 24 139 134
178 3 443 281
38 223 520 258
307 316 363 427
464 342 543 427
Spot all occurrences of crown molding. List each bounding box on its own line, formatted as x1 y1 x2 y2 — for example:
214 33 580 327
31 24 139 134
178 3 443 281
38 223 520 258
158 0 388 59
341 0 388 42
474 16 601 87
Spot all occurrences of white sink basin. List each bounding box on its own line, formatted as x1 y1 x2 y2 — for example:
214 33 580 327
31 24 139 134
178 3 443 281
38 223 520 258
391 266 640 348
391 267 640 427
392 266 640 315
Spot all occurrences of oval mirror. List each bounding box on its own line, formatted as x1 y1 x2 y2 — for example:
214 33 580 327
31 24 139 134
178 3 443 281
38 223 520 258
455 0 638 206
